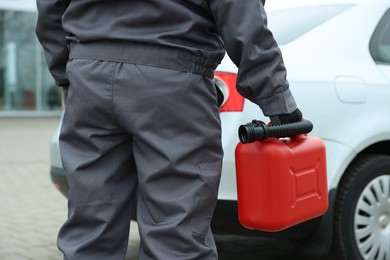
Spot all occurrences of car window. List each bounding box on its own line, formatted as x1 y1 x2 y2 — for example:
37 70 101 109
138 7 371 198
267 5 353 45
370 9 390 65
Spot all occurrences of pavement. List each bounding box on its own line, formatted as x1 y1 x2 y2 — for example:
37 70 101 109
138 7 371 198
0 117 139 260
0 117 331 260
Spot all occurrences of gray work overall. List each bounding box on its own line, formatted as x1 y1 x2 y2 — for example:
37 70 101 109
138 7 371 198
58 42 223 259
36 0 298 258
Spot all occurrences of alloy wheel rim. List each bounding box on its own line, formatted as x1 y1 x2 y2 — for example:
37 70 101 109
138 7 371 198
354 175 390 260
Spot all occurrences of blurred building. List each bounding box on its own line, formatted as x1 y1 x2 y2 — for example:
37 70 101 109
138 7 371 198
0 0 61 116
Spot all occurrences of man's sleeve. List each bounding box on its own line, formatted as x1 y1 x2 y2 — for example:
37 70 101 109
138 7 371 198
35 0 69 87
208 0 297 116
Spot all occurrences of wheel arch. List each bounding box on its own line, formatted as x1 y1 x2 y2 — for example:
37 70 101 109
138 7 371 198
333 140 390 190
358 140 390 157
335 140 390 196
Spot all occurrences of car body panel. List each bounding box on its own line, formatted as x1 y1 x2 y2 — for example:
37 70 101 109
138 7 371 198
378 65 390 81
50 119 62 170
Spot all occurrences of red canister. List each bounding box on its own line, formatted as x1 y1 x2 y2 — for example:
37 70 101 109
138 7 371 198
235 121 328 232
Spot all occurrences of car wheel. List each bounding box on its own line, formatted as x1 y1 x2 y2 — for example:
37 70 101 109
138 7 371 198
333 154 390 260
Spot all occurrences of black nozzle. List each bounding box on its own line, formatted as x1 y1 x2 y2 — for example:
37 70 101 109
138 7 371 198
238 119 313 143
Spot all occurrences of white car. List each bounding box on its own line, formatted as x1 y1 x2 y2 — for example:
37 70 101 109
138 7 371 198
50 0 390 259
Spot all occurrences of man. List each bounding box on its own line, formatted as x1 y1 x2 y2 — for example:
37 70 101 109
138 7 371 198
36 0 302 259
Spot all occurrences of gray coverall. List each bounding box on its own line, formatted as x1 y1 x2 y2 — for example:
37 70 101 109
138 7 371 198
35 0 298 259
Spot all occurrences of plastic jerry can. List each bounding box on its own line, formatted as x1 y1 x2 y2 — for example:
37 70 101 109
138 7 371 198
235 120 328 232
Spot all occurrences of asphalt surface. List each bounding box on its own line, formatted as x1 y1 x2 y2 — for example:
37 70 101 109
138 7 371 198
0 117 332 260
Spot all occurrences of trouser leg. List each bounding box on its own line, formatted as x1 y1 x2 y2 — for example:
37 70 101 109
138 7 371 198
58 59 137 259
112 64 223 259
58 57 223 259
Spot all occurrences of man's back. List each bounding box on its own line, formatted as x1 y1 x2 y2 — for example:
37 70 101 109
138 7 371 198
61 0 224 57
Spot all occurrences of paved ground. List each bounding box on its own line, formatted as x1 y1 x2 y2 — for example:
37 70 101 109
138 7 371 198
0 118 139 260
0 117 331 260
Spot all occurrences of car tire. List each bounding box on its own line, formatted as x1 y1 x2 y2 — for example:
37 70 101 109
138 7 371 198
332 154 390 260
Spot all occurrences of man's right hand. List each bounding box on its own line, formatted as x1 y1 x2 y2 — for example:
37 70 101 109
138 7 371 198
269 108 303 125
